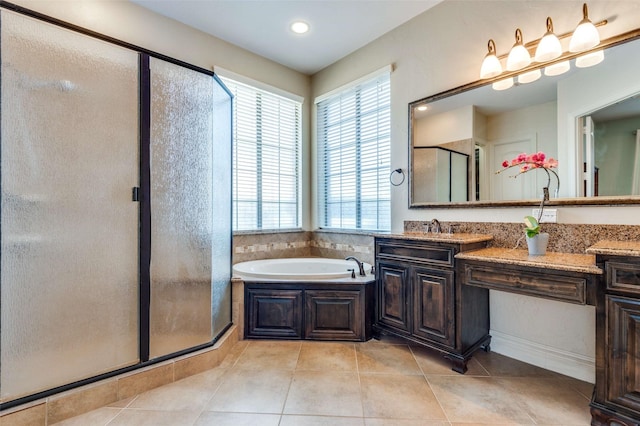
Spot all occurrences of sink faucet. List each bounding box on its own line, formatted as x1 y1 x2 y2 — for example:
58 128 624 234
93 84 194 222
345 256 366 276
430 218 441 234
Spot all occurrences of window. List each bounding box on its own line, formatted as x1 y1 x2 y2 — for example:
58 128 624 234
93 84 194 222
316 68 391 231
220 75 302 232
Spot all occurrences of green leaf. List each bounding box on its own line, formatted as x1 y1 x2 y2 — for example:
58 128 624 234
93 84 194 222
524 215 540 237
523 215 539 229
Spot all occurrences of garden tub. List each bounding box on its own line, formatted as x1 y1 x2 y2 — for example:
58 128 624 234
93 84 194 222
232 257 372 281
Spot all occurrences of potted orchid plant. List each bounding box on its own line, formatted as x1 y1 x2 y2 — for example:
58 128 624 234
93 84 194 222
496 151 559 256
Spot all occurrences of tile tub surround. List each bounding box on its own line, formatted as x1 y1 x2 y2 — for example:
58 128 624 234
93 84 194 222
41 337 594 426
233 230 375 266
0 326 239 426
405 221 640 254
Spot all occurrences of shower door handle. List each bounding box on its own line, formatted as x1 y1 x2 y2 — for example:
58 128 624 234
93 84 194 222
132 187 140 202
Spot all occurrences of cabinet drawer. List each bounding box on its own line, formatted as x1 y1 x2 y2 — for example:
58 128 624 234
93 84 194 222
463 263 587 305
606 261 640 295
377 240 454 268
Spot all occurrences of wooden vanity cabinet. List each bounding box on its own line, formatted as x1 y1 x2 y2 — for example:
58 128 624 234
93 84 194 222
374 237 490 373
591 254 640 426
245 281 374 341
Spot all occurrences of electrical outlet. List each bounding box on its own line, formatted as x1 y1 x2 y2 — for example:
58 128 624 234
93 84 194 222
532 208 558 223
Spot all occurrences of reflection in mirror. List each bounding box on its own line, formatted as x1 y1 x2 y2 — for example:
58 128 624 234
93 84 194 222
413 146 469 203
409 29 640 208
579 95 640 197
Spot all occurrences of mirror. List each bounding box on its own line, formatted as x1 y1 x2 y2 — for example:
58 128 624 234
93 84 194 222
409 28 640 207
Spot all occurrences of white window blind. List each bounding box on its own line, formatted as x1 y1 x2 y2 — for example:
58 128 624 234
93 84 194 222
316 69 391 231
221 76 302 232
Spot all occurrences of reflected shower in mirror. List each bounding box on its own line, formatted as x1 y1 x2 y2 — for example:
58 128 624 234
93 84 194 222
409 28 640 208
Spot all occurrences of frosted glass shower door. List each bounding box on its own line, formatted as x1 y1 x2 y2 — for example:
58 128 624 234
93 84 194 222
0 11 140 401
149 58 224 358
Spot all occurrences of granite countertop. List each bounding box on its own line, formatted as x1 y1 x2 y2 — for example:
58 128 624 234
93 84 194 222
455 247 602 274
586 240 640 257
379 232 494 245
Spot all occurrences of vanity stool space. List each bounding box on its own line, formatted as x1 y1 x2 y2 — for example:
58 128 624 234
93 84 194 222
587 241 640 426
373 234 492 373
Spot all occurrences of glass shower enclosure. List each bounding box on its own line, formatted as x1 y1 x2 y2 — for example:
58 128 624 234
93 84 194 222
0 8 232 405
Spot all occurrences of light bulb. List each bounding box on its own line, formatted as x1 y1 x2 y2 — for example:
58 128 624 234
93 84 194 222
492 78 514 91
535 18 562 62
506 29 531 71
575 50 604 68
544 61 570 76
480 39 502 79
569 4 600 52
518 69 541 84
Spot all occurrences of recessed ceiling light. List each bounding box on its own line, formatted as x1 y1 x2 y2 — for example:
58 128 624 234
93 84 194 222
290 21 309 34
416 105 428 111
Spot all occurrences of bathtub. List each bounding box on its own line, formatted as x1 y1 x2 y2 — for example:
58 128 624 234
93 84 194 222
232 257 373 281
234 257 375 341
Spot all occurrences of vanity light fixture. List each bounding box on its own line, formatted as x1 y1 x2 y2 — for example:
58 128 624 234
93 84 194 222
506 29 531 71
480 39 502 79
569 3 600 52
534 18 562 62
479 3 605 90
290 21 310 34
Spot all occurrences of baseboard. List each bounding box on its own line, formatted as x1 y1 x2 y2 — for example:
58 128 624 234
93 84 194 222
489 329 595 383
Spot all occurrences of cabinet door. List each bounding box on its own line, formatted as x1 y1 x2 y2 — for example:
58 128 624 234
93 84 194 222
412 267 455 347
246 288 303 339
606 295 640 412
305 290 362 341
377 262 411 332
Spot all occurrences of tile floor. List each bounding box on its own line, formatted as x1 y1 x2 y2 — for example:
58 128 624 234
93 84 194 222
52 337 594 425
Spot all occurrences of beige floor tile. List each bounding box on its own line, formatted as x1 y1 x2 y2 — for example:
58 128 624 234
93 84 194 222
205 367 293 413
297 342 358 371
283 370 363 417
194 411 281 425
450 423 526 426
503 378 592 425
107 408 201 425
366 419 450 426
233 340 302 370
50 407 121 426
356 344 422 375
107 396 138 408
427 376 535 424
473 351 560 378
128 368 226 411
280 414 365 425
410 346 489 376
360 373 446 420
561 376 596 400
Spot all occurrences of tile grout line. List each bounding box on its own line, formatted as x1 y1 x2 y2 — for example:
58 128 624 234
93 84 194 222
278 341 303 423
408 345 453 426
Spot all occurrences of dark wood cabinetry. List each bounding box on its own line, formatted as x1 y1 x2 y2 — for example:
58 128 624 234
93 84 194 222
591 254 640 426
245 281 374 341
374 237 490 373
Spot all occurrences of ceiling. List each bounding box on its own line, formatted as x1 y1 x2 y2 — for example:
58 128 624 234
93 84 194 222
130 0 443 75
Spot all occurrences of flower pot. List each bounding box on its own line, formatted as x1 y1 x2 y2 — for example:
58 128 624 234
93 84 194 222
526 232 549 256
